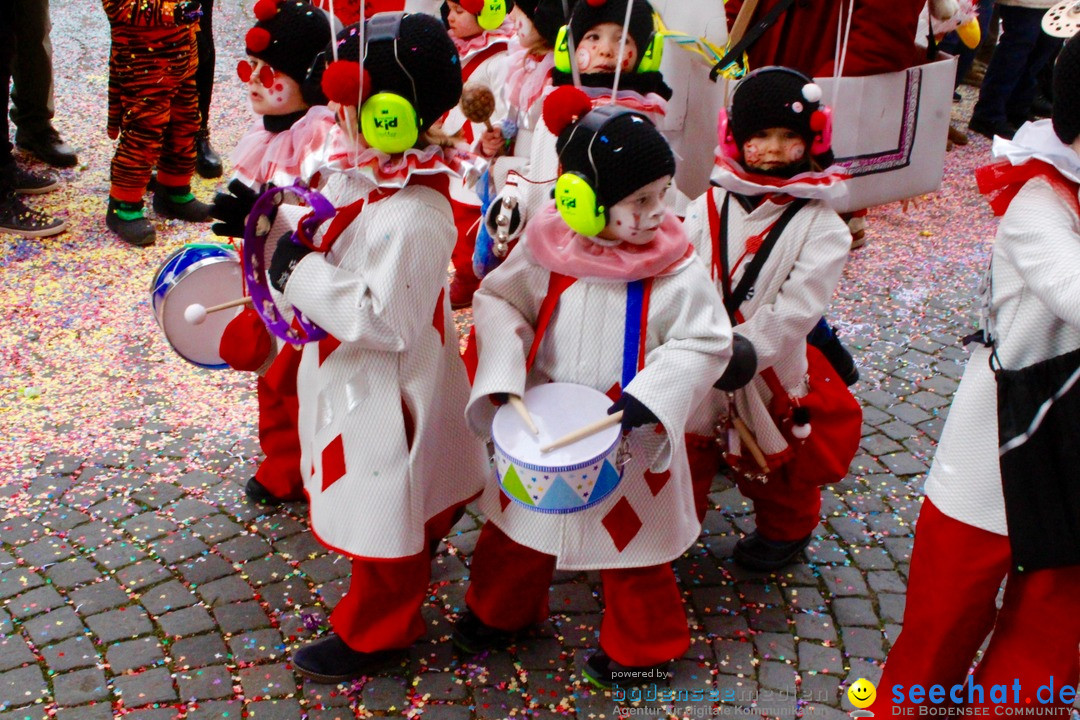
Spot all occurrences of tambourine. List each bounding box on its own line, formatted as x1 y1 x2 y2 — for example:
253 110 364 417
1043 0 1080 38
243 184 336 344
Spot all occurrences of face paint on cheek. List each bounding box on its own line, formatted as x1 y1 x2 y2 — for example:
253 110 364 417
787 143 805 162
576 48 591 69
621 53 636 70
743 143 762 164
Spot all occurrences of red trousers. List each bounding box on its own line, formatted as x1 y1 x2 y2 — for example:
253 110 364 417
450 198 481 295
254 376 303 500
464 522 690 667
686 433 722 523
330 503 464 653
874 499 1080 713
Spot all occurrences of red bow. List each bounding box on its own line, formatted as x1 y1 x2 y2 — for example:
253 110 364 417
975 159 1080 217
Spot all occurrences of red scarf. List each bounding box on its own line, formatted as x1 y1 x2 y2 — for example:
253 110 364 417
975 159 1080 217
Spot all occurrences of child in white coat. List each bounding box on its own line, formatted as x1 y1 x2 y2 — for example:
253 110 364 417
456 86 733 689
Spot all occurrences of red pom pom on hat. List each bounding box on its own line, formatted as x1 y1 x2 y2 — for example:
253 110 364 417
322 61 370 107
542 86 593 136
809 110 826 132
245 26 272 53
459 0 485 14
253 0 279 21
585 0 607 6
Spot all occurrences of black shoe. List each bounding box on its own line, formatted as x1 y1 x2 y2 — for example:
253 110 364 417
952 91 961 102
106 198 155 246
1030 94 1053 119
195 129 223 179
733 530 812 571
292 634 405 683
968 116 1017 141
451 610 515 654
153 185 211 222
15 129 78 168
0 192 67 238
581 650 669 690
0 163 59 195
245 477 287 506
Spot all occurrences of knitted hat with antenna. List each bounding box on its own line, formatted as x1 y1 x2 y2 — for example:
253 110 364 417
308 13 463 133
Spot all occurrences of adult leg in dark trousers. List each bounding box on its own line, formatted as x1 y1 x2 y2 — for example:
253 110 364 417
10 0 78 168
0 1 66 237
195 0 223 178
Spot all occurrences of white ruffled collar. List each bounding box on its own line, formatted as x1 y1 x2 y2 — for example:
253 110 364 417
993 120 1080 185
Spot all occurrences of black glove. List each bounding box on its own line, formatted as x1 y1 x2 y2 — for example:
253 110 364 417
269 234 313 292
714 333 758 391
484 195 523 240
210 179 262 238
607 392 659 431
174 0 203 24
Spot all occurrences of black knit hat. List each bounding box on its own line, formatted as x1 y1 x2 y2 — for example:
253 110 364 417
729 65 832 164
515 0 567 46
555 105 675 207
306 13 462 132
1053 33 1080 146
568 0 655 71
246 0 334 85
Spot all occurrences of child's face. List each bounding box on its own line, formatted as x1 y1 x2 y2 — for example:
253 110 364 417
242 57 307 116
510 6 544 50
447 1 483 39
597 175 670 245
576 22 638 74
741 127 807 172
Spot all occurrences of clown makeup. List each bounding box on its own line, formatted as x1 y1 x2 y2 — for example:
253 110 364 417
242 56 307 116
741 127 807 172
597 175 670 246
510 6 546 51
576 22 638 74
446 1 483 40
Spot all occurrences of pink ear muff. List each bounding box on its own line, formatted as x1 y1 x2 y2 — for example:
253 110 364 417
809 106 833 157
717 108 740 161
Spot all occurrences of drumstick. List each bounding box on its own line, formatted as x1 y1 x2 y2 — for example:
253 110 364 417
184 297 253 325
508 395 539 435
205 297 253 314
540 411 623 453
732 416 769 473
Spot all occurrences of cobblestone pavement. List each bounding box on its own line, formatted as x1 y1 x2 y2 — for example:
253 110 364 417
3 2 1075 719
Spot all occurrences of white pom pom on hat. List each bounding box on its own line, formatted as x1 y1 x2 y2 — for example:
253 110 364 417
801 83 822 103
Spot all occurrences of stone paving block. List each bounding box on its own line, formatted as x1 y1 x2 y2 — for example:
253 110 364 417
238 663 296 698
23 606 85 645
878 593 906 624
166 499 219 525
306 709 354 720
414 705 471 720
515 637 563 670
37 506 88 530
794 613 837 643
122 512 178 542
53 667 109 705
254 516 307 542
832 597 879 627
798 642 844 674
302 678 352 708
67 579 129 616
228 629 285 664
259 579 313 612
177 555 234 585
298 555 349 585
758 660 797 693
867 571 907 594
214 601 271 634
273 533 323 562
879 452 928 476
802 673 841 706
783 586 827 612
170 633 229 669
158 606 216 638
149 533 209 565
55 705 114 720
122 709 180 720
0 665 48 708
549 583 599 613
842 627 886 660
39 635 99 672
216 534 272 564
804 538 849 565
753 632 796 662
132 483 185 509
139 580 198 615
92 542 147 571
803 703 851 720
7 585 65 619
117 559 171 591
746 606 789 633
866 512 910 538
178 471 223 490
714 638 755 674
16 535 76 566
473 687 525 720
245 699 304 720
0 519 42 546
416 671 467 701
43 558 101 589
189 516 244 545
113 667 178 707
91 497 141 522
818 566 869 596
177 665 233 701
353 676 405 711
0 637 35 672
884 537 915 563
735 581 782 606
239 556 295 589
703 613 750 639
86 607 152 643
66 522 116 549
196 575 254 607
828 516 871 545
430 554 467 583
107 637 164 672
859 434 903 457
184 701 243 720
850 546 897 570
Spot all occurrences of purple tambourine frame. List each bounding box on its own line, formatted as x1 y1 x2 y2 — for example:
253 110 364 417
243 184 336 344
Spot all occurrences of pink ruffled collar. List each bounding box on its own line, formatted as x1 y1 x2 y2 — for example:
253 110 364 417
452 23 514 61
505 44 554 112
527 204 694 281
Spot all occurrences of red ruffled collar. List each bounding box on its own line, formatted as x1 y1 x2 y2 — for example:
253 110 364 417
975 159 1080 217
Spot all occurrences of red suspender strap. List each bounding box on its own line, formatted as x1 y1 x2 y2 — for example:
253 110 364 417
706 188 722 282
637 278 653 372
525 272 577 372
461 42 508 83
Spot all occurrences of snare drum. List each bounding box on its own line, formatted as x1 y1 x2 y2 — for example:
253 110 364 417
150 243 244 369
492 383 624 514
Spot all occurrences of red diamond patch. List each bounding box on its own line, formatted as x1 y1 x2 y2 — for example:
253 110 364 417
605 383 622 403
432 287 446 346
499 490 511 511
318 335 341 366
643 469 670 496
601 497 642 552
321 435 346 491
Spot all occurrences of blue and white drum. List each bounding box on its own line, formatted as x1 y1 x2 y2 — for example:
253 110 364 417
492 382 624 514
150 243 244 369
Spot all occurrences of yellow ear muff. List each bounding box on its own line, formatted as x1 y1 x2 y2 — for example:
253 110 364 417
554 25 571 73
360 92 419 154
554 172 607 237
636 31 664 73
476 0 508 31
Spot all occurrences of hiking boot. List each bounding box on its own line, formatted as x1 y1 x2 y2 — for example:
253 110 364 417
195 129 223 179
292 634 405 683
106 198 156 246
15 128 78 168
0 192 67 237
733 530 812 571
581 649 669 690
0 163 59 195
451 610 515 655
153 184 211 222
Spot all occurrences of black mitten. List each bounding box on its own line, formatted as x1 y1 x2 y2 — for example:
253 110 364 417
714 333 758 391
607 392 659 430
269 234 313 292
210 179 261 238
174 0 203 24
